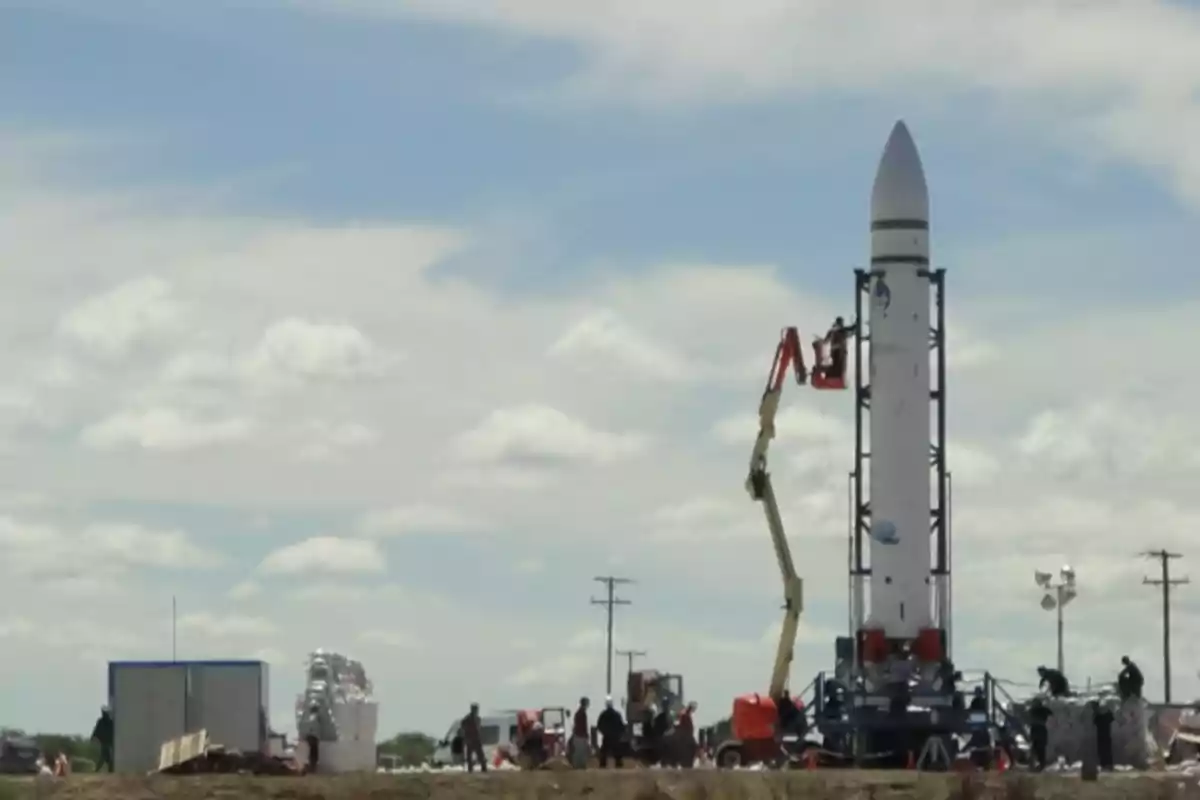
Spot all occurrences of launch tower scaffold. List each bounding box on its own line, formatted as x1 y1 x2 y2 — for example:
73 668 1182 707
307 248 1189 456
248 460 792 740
848 266 951 659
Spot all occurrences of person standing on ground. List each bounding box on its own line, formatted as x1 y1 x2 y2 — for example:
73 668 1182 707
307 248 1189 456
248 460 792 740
1091 701 1115 771
90 706 114 773
653 703 675 766
1028 698 1053 771
301 703 321 774
571 697 591 768
676 701 698 768
640 705 660 765
462 703 488 773
596 697 624 768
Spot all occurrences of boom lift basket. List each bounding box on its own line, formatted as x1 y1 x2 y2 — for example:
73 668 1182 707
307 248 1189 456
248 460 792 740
810 340 847 390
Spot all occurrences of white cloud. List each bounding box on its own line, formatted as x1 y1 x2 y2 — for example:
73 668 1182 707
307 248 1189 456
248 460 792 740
1016 400 1200 481
712 405 847 448
81 523 222 569
0 516 218 578
0 491 52 511
513 557 544 575
164 318 395 393
178 612 277 638
243 318 395 385
5 122 1200 736
949 441 1001 488
549 309 692 381
58 276 183 359
0 616 35 639
452 404 648 466
357 629 423 650
80 407 254 451
227 580 261 600
296 420 379 461
259 536 385 576
647 496 748 542
312 0 1200 206
358 503 481 537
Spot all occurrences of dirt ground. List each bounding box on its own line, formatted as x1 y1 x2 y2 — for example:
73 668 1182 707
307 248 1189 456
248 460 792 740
6 770 1200 800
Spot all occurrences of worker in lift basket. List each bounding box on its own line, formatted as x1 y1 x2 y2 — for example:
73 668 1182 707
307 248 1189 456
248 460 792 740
823 316 856 381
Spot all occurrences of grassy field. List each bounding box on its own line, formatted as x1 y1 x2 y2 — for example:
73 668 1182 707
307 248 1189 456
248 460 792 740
3 770 1200 800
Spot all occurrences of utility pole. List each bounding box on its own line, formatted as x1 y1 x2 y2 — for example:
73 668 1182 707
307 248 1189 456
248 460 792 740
1142 550 1189 703
616 648 647 677
591 576 633 697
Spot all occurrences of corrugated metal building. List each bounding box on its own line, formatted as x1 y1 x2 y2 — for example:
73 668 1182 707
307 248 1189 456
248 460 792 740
108 660 269 773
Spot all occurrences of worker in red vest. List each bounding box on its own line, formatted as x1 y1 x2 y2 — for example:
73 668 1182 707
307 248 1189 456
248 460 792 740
676 702 698 768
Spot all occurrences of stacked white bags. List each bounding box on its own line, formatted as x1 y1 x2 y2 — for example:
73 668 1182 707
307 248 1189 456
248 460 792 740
1015 691 1153 768
294 648 380 772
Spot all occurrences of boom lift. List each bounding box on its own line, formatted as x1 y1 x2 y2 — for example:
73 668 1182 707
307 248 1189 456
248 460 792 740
713 326 845 768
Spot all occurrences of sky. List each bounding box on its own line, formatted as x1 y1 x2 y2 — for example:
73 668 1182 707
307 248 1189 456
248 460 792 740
3 0 1200 740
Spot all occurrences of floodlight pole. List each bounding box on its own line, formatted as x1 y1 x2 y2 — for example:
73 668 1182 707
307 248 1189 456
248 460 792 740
1039 569 1075 675
1055 585 1065 675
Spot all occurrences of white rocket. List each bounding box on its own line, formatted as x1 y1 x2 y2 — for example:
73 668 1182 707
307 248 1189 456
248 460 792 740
864 121 934 640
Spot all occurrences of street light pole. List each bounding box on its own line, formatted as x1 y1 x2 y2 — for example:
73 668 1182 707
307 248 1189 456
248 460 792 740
1055 585 1065 674
1036 565 1077 675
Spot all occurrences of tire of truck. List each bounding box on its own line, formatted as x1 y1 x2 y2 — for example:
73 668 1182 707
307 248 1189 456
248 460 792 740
714 742 743 769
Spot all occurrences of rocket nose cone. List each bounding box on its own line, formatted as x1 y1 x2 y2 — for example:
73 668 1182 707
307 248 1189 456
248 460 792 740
871 120 929 224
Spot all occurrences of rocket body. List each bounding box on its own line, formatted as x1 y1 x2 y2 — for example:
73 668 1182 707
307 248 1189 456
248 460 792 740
865 122 932 639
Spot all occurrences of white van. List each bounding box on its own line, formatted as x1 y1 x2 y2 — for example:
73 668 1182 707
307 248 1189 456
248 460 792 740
429 713 519 768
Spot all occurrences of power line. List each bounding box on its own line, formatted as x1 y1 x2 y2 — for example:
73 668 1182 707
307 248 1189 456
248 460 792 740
591 576 633 697
615 648 647 678
1141 549 1189 703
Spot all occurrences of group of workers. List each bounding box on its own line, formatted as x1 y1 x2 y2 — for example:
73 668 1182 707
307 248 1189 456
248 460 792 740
813 651 1151 773
1035 657 1143 701
1025 656 1144 772
454 695 700 772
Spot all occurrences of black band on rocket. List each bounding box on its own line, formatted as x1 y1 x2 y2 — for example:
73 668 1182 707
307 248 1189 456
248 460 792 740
871 219 929 231
871 255 931 265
